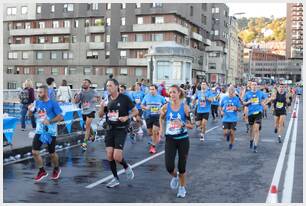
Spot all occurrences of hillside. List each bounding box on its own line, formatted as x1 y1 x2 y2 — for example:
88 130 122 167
237 17 286 43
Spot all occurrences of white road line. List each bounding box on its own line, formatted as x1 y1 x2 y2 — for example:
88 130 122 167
282 99 299 203
85 125 221 189
266 98 298 203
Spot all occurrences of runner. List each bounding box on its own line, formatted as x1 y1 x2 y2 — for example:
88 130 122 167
98 78 138 188
141 84 166 154
28 85 63 182
269 84 290 143
243 81 267 153
191 81 214 142
240 80 252 133
73 79 101 151
220 86 242 150
119 84 133 100
159 84 193 198
210 87 220 122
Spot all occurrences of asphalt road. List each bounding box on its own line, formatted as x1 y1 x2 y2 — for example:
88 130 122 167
3 99 303 203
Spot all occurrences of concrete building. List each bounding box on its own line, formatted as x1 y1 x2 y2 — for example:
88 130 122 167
286 3 303 59
237 37 244 84
3 3 229 89
227 16 239 84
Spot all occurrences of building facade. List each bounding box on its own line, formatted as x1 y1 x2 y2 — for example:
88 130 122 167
227 16 239 84
3 3 230 89
286 3 303 59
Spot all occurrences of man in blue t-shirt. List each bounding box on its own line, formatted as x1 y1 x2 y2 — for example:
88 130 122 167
243 81 267 153
28 85 63 182
220 86 242 150
191 81 214 142
210 87 220 121
141 84 166 154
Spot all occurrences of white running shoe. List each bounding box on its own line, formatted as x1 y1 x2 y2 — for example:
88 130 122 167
125 164 135 180
106 177 120 188
177 186 187 198
170 173 179 189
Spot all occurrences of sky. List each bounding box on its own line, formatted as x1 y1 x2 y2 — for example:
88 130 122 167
227 3 287 18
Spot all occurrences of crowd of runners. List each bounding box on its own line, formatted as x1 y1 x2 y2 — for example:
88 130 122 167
18 76 303 198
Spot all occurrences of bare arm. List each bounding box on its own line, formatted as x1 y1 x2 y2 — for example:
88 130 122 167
159 104 168 133
184 104 194 129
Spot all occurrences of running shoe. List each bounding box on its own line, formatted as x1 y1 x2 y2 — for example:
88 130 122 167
149 145 157 154
90 135 96 143
81 143 87 151
278 136 282 143
229 144 233 150
274 128 278 134
177 186 187 198
34 169 48 182
51 168 61 180
200 133 205 142
253 145 258 153
249 140 254 149
106 177 120 188
125 164 135 180
170 172 179 189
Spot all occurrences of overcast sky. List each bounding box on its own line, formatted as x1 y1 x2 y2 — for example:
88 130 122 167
227 3 287 18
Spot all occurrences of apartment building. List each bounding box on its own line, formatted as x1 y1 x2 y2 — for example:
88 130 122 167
3 3 229 89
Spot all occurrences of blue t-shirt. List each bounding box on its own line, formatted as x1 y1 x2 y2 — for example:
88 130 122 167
48 88 56 101
221 96 241 122
132 91 145 110
243 90 266 116
194 90 214 113
34 100 63 136
211 92 219 106
123 91 133 101
296 87 303 95
141 94 166 117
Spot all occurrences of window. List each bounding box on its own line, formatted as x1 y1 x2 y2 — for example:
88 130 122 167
137 17 143 24
214 30 219 36
92 3 99 10
85 35 90 42
120 50 127 59
202 3 207 11
190 6 194 16
106 3 111 10
152 3 162 8
209 63 216 69
120 68 128 75
152 33 163 41
94 35 101 42
121 17 126 26
136 34 143 42
7 67 14 74
121 3 126 9
7 7 17 15
15 67 20 74
69 67 77 74
37 68 44 74
212 7 219 13
136 3 141 8
84 68 92 75
86 51 98 59
106 35 110 43
106 51 110 59
37 5 41 14
64 20 70 28
25 37 30 44
63 51 73 59
106 18 111 26
64 4 74 12
21 6 28 15
51 68 59 75
8 52 18 60
201 15 207 25
36 52 43 59
106 68 113 75
38 21 45 29
15 37 22 44
25 22 31 29
53 21 59 28
51 52 57 59
24 67 30 74
154 16 164 24
22 52 29 59
51 5 55 12
74 20 79 28
52 36 59 43
121 34 128 42
72 35 77 43
8 82 17 89
94 18 104 26
135 68 142 76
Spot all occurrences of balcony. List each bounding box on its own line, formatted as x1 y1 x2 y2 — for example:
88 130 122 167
9 27 71 36
126 58 147 66
206 45 227 53
133 23 189 35
191 32 203 42
89 42 105 50
118 41 175 49
9 43 70 51
85 26 105 33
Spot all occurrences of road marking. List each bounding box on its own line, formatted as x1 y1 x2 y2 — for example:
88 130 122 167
86 125 221 189
282 99 299 203
266 98 298 203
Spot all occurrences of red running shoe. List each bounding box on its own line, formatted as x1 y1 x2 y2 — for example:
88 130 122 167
149 145 157 154
51 168 61 180
34 169 48 182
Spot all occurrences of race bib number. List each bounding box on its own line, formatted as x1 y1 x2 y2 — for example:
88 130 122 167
167 119 182 135
226 105 236 112
276 101 284 109
108 111 119 121
82 101 91 109
150 106 159 115
251 97 259 105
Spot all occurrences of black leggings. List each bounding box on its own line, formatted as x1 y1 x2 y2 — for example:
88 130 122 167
165 137 190 174
211 105 219 119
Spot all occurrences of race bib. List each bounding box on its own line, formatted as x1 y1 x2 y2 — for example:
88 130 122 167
82 101 91 109
167 119 182 135
276 101 284 109
108 110 119 121
199 99 206 107
226 105 236 112
150 106 159 115
251 97 259 105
